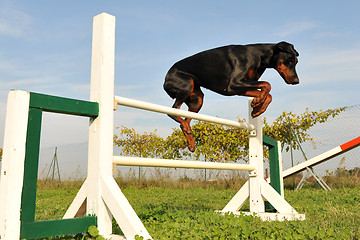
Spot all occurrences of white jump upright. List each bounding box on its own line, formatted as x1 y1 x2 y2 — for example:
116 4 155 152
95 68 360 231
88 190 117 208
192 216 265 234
220 101 304 220
64 13 151 239
0 91 30 239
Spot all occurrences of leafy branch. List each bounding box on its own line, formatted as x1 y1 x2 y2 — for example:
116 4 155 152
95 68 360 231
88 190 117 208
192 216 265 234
113 107 346 164
263 107 346 151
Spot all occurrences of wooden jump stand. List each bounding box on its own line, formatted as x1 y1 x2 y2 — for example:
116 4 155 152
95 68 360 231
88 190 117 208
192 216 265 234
0 13 304 240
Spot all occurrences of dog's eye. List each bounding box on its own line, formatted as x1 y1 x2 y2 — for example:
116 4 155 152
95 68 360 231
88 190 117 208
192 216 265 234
287 57 295 65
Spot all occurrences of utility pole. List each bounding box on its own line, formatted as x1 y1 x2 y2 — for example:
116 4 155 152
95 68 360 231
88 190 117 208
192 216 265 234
45 147 61 183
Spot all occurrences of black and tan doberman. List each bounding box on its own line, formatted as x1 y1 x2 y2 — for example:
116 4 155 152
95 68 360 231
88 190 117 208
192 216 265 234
164 41 299 151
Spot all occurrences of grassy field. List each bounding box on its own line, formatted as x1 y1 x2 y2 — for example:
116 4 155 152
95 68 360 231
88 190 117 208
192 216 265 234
34 178 360 240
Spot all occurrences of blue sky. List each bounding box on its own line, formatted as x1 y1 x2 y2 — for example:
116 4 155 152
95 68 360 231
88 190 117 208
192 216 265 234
1 0 360 155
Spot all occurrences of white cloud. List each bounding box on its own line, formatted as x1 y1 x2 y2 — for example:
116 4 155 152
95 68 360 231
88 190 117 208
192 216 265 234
276 21 318 37
0 78 49 88
308 49 360 67
0 6 33 38
299 47 360 85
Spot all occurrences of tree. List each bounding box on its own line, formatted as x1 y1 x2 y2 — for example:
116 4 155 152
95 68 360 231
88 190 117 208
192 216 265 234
183 119 249 163
263 107 346 152
113 107 346 166
162 128 192 160
113 126 166 181
114 126 165 158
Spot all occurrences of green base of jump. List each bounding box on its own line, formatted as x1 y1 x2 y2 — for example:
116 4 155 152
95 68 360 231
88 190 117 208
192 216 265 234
19 92 99 239
20 216 97 239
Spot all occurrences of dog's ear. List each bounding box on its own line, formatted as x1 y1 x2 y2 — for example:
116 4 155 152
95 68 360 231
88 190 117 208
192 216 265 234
276 41 299 56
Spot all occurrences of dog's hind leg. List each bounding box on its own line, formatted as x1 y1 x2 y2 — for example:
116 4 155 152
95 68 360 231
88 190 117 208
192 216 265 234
170 96 192 134
164 74 203 152
181 87 204 152
184 87 204 127
169 95 198 152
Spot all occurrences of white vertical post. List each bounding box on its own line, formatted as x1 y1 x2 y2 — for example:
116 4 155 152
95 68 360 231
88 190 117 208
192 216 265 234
248 98 265 213
87 12 116 235
0 91 30 240
82 12 151 238
277 141 284 197
65 13 151 239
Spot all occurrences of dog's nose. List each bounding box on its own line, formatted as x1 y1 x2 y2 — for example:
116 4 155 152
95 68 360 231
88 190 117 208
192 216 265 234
292 77 299 85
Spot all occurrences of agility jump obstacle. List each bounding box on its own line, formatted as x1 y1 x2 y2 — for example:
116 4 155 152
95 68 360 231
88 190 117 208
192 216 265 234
0 13 304 240
283 136 360 178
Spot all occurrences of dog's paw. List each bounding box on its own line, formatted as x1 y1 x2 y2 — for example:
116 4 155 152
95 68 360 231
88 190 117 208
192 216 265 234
251 97 264 108
252 105 268 118
251 107 263 118
188 143 195 152
180 123 192 134
185 135 195 152
251 110 260 118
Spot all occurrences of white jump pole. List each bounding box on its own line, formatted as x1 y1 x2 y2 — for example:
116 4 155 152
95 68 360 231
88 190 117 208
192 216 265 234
115 96 255 131
113 156 256 171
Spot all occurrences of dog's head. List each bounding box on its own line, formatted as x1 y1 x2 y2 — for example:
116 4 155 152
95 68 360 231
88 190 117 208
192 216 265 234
273 41 299 85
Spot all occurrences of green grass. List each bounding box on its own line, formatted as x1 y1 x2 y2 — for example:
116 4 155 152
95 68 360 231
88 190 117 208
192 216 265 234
34 181 360 239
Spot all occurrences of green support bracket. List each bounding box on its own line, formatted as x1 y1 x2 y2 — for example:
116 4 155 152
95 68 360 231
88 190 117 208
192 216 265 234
263 135 281 212
19 92 99 239
263 135 281 194
21 108 42 223
29 92 99 117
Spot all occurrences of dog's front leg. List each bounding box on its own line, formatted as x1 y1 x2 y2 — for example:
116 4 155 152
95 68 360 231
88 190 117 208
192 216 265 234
250 81 271 108
252 93 272 117
228 79 271 108
232 81 272 117
239 89 272 117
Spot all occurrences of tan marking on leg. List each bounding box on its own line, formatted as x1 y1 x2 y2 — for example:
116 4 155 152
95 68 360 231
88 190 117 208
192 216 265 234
252 94 272 117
